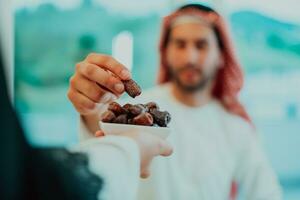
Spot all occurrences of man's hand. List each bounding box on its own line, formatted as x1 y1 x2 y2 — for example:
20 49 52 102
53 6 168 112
95 130 173 179
67 53 131 116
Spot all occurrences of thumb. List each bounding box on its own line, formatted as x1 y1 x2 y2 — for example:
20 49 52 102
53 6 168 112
159 140 173 157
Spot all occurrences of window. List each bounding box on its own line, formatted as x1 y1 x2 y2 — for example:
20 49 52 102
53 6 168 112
112 31 134 71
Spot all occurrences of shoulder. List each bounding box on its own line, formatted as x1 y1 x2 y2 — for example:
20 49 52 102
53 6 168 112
214 101 257 145
216 101 253 132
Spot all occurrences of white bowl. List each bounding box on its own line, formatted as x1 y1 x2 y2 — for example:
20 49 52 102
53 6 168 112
99 121 171 139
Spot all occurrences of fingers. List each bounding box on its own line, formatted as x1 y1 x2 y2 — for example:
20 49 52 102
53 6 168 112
85 53 131 80
95 130 105 137
139 139 173 179
158 140 173 157
76 62 125 95
67 87 97 115
140 168 150 179
70 74 107 103
140 156 153 179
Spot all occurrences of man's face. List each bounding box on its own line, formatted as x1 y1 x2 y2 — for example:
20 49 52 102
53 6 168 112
166 21 222 92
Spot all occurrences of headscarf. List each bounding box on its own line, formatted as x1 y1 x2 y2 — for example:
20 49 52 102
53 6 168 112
157 4 251 123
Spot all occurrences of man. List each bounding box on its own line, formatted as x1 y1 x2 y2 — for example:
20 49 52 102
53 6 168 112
68 3 282 200
0 2 172 199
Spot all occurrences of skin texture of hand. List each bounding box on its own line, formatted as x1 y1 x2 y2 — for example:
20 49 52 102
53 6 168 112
68 53 131 133
67 53 131 116
95 130 173 179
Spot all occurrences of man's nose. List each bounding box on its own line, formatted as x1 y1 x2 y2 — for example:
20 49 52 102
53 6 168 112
183 45 199 65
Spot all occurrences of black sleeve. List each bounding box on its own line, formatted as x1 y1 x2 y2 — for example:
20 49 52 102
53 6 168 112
0 42 29 200
25 148 103 200
0 45 103 200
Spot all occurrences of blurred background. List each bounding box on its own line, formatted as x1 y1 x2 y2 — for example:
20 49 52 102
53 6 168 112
12 0 300 199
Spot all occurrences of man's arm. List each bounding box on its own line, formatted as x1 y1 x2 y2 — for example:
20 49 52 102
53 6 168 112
71 136 140 200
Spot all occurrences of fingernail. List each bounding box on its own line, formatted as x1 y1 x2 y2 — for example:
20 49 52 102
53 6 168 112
95 131 103 137
101 93 111 103
114 83 124 93
110 94 117 101
121 69 131 79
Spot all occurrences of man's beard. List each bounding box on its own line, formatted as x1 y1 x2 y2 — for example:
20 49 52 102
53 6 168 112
170 64 214 93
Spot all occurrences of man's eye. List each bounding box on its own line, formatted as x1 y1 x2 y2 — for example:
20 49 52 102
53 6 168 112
176 42 185 49
196 41 208 50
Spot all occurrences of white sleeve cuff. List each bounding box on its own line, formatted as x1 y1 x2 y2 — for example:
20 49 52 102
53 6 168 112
70 136 140 200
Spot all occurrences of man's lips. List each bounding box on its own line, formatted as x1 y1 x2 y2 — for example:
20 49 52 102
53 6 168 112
180 68 202 80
